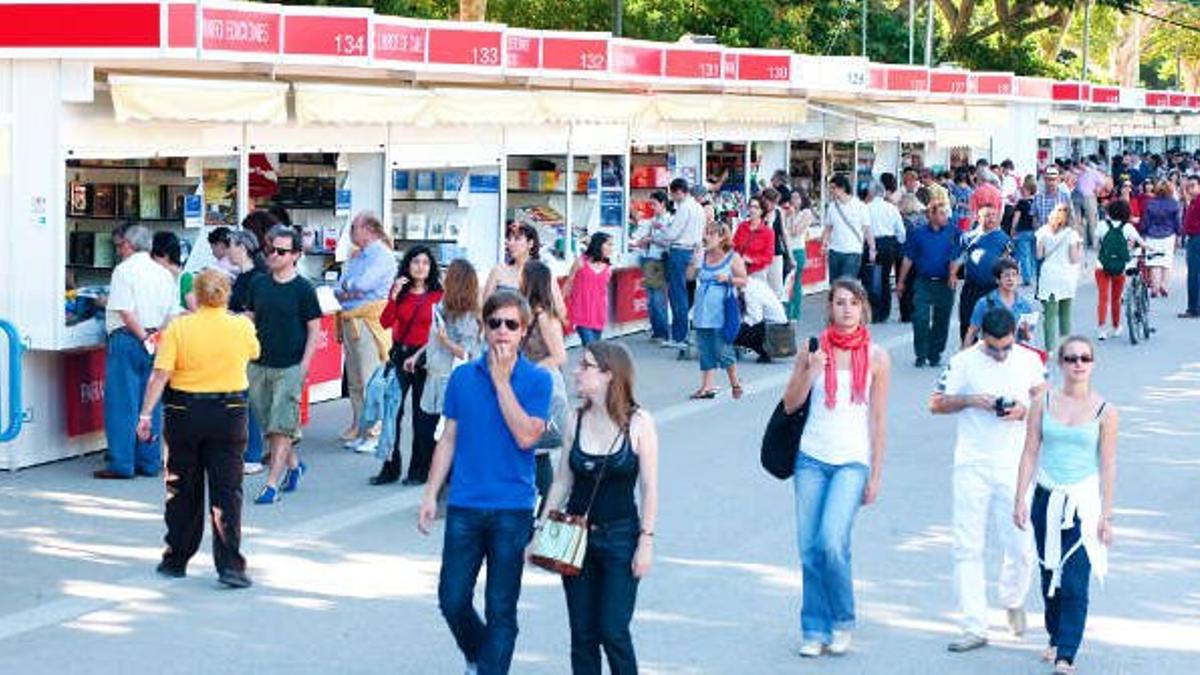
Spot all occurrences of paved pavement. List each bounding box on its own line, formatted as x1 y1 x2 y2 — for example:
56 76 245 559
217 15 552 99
1 256 1198 674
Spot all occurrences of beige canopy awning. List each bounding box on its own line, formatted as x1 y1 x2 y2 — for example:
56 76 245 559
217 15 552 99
293 83 429 126
108 75 288 125
537 92 648 124
423 88 542 126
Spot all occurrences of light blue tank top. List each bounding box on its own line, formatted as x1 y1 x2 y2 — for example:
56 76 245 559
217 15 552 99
1039 393 1104 485
693 253 734 330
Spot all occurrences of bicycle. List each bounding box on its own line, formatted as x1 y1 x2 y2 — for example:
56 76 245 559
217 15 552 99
1123 248 1162 345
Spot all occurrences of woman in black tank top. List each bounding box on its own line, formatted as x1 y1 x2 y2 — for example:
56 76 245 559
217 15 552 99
537 342 660 675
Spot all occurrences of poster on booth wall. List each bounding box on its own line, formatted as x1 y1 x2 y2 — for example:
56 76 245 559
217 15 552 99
202 169 237 226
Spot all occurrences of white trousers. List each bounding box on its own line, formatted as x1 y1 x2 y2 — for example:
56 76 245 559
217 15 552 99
953 463 1035 637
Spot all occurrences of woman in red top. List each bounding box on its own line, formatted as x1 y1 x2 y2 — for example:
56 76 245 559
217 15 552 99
732 196 776 281
373 245 444 486
564 232 615 346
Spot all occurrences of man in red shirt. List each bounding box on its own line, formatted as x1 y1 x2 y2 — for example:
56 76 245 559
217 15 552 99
1181 176 1200 319
732 195 776 280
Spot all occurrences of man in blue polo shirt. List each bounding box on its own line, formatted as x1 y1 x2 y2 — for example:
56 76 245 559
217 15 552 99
896 197 961 368
418 290 552 675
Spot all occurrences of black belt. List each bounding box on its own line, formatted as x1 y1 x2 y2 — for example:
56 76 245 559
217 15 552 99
165 389 247 403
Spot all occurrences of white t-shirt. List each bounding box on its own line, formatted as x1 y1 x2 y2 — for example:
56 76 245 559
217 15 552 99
1035 226 1082 301
868 197 906 242
105 251 180 334
741 277 787 325
937 344 1045 469
825 197 871 254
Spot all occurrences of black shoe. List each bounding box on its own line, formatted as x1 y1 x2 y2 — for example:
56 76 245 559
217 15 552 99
401 477 426 487
929 357 942 368
370 469 400 486
93 469 134 480
156 562 186 579
755 354 773 364
217 569 253 589
136 469 161 478
914 358 927 368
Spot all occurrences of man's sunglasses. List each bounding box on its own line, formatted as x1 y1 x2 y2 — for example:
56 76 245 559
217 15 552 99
268 246 294 256
1061 354 1094 365
486 317 521 331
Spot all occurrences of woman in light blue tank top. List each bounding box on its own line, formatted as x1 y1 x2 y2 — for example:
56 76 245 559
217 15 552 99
688 222 748 400
1014 336 1118 674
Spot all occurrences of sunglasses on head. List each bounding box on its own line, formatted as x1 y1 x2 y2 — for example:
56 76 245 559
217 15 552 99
268 246 294 256
486 317 521 332
1061 354 1094 365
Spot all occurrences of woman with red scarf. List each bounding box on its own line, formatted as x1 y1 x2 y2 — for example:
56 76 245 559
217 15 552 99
781 278 892 658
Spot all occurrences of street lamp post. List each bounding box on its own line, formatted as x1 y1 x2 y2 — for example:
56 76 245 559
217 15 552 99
862 0 868 58
613 0 623 37
924 0 934 68
908 0 915 64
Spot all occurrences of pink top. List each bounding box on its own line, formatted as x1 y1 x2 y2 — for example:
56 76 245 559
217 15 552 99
568 258 612 331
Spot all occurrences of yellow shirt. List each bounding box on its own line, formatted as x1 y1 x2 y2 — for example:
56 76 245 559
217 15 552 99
154 307 261 393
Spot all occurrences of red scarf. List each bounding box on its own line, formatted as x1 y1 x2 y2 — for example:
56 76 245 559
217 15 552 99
820 325 871 409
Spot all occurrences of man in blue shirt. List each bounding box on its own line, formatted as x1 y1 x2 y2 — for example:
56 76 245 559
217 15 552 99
963 258 1037 347
897 197 961 368
418 290 552 675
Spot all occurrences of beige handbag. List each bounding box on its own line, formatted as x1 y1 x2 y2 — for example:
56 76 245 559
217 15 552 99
529 428 625 576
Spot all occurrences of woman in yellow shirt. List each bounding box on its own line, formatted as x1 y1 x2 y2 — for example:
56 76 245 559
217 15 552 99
136 268 260 589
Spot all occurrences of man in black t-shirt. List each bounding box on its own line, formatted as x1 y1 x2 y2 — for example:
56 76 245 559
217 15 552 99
246 224 323 505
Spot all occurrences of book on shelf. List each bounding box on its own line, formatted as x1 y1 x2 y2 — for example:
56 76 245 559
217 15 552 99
117 184 139 218
68 182 90 216
94 232 115 268
405 213 427 239
91 184 116 217
140 184 164 219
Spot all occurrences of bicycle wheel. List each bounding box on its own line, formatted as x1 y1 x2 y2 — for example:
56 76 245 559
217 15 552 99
1126 287 1139 345
1139 281 1152 340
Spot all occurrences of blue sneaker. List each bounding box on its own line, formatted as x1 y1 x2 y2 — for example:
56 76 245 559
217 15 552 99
254 485 280 505
281 461 307 493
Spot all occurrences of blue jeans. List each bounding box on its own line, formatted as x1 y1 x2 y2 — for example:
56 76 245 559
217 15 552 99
827 252 862 283
667 248 693 343
794 451 868 643
646 286 669 339
439 506 533 675
562 518 641 675
1031 485 1091 665
1015 231 1037 285
244 409 264 464
576 327 602 346
1186 235 1200 315
103 330 161 476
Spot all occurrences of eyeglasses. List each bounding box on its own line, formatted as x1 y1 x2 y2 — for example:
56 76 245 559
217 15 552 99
268 246 294 256
486 317 521 332
1061 354 1094 365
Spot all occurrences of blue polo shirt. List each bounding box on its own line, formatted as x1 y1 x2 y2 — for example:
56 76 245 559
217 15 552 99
443 354 553 510
905 224 962 280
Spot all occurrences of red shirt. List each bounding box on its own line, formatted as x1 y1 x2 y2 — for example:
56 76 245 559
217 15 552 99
732 220 775 275
1185 196 1200 237
381 289 443 347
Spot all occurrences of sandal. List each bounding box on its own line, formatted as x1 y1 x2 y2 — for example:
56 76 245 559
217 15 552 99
731 384 744 400
1053 660 1076 674
1042 646 1057 663
689 389 717 400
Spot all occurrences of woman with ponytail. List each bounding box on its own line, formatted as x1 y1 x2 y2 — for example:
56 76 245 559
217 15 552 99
781 278 892 658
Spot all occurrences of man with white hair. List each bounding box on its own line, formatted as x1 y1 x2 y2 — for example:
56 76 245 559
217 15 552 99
95 223 180 479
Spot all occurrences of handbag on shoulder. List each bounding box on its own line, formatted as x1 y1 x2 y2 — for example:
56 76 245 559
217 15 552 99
760 336 818 479
530 426 625 576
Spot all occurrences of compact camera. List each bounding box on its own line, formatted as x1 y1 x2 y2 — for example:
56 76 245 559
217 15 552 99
994 397 1016 417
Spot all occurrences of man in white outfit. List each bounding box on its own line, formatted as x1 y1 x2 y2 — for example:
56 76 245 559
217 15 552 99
930 308 1045 653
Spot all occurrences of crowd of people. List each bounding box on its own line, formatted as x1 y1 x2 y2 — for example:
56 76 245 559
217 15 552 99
82 144 1200 671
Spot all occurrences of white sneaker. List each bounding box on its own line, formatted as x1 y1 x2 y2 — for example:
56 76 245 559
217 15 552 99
798 641 824 658
828 630 853 655
343 437 363 449
1111 324 1123 337
1096 327 1108 341
243 462 264 476
660 340 681 349
354 438 379 454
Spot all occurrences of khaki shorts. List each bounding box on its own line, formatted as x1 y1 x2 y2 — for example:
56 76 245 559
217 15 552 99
248 363 304 438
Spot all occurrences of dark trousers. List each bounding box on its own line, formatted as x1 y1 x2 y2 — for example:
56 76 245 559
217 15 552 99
1187 235 1200 315
958 280 992 343
734 322 768 359
912 278 955 363
535 452 553 517
1031 485 1092 665
898 267 916 322
384 363 438 482
562 519 641 675
863 236 899 322
827 251 862 282
161 394 248 575
438 506 533 675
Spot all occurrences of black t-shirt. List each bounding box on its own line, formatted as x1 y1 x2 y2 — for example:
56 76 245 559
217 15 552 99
247 273 323 368
1014 198 1035 233
229 263 266 314
769 209 787 256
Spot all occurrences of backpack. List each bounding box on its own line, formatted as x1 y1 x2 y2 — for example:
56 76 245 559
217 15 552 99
1098 221 1131 275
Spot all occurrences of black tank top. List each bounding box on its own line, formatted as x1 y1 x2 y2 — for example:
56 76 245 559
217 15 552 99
565 414 639 525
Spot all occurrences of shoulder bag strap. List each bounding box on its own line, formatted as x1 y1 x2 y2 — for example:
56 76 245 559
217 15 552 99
831 199 864 247
395 292 433 347
580 417 632 521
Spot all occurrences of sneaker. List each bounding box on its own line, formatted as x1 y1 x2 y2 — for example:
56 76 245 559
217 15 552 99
1006 607 1027 636
660 340 682 349
281 461 307 493
254 485 281 505
1097 327 1108 341
243 462 265 476
947 632 988 653
798 641 824 658
342 438 363 450
155 561 186 579
217 569 253 589
1111 324 1123 337
914 358 927 368
928 357 942 368
354 438 378 455
828 630 852 655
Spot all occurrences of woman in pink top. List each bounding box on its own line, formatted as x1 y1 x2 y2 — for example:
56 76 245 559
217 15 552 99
565 232 615 346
